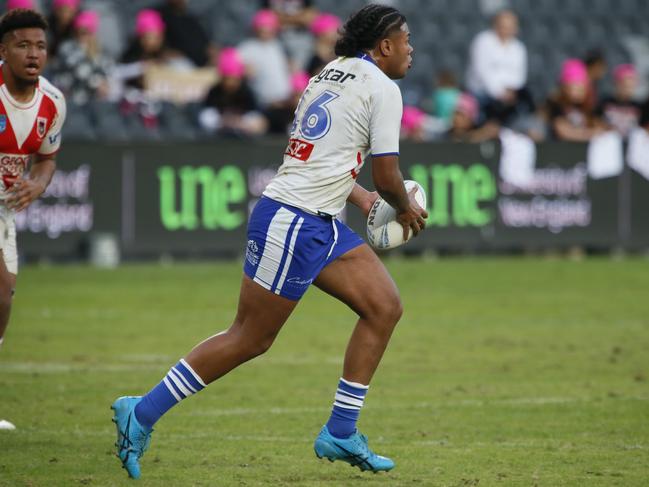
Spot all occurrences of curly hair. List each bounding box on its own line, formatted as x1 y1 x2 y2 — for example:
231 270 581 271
335 4 406 57
0 9 48 42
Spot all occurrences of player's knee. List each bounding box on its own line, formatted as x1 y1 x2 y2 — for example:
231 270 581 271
364 290 402 325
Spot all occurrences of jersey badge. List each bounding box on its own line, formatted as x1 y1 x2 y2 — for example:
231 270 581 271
37 117 47 138
0 115 6 134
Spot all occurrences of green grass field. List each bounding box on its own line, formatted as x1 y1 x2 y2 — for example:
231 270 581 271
0 257 647 486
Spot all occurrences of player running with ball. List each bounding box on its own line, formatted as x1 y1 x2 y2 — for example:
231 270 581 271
112 4 427 478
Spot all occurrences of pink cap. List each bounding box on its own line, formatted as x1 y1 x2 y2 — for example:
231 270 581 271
401 106 426 133
310 13 341 36
7 0 34 9
74 10 100 34
613 63 637 81
291 71 310 93
53 0 80 8
218 47 245 78
455 93 479 123
136 9 165 36
252 9 280 32
560 59 588 85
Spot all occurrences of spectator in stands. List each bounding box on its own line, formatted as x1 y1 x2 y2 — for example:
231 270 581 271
6 0 36 11
428 70 460 126
262 0 317 70
597 64 642 138
199 47 267 137
446 93 500 143
51 10 113 106
238 9 293 134
119 9 167 91
156 0 217 68
466 9 533 126
306 13 340 77
546 59 606 141
47 0 79 57
583 49 607 112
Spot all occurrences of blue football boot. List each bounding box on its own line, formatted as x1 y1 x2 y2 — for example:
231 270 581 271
314 425 395 472
111 396 153 479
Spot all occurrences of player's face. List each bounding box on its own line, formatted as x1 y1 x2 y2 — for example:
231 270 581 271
0 28 47 84
386 23 413 80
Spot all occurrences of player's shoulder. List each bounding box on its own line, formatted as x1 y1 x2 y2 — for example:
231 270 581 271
38 76 66 109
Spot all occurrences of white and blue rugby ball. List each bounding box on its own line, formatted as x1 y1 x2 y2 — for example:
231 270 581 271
366 180 427 250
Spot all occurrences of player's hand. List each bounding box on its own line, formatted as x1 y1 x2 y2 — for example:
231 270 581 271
5 177 46 212
396 187 428 241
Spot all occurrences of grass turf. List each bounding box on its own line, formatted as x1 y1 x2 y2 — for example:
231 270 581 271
0 257 647 486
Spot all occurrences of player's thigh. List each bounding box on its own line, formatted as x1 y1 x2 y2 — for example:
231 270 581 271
314 244 402 321
231 275 299 346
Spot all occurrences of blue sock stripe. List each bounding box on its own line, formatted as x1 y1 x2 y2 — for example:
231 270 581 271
167 369 193 397
170 367 197 394
176 360 206 390
336 389 365 401
338 380 369 397
163 375 186 400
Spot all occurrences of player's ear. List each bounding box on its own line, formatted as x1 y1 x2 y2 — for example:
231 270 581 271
378 38 392 57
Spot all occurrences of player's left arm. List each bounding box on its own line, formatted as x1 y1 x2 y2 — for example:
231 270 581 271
347 183 378 217
6 153 56 212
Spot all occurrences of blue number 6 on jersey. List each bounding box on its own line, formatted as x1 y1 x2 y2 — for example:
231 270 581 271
300 90 339 140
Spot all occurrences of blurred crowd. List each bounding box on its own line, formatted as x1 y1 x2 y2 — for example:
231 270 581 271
4 0 649 142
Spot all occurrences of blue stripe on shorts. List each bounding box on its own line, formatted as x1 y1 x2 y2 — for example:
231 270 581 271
244 197 364 300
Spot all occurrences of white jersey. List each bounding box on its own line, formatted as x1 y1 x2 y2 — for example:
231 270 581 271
263 55 403 215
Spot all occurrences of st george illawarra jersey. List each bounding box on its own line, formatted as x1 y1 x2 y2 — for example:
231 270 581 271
0 68 66 206
263 54 403 216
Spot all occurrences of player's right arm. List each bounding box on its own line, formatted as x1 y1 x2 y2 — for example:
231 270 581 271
368 81 426 239
372 155 427 238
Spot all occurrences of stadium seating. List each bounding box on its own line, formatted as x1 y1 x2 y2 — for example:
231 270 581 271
4 0 644 139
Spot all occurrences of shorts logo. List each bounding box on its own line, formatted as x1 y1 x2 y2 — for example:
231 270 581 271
246 239 259 266
284 138 314 162
37 117 47 138
0 115 6 133
286 276 313 287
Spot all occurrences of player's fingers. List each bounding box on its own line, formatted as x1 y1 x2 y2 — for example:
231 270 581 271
410 220 420 237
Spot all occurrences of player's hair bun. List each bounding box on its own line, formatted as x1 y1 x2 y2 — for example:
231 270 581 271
335 4 406 57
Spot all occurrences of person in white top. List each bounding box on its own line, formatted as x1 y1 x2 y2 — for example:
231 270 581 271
111 4 427 479
0 8 67 431
466 10 533 124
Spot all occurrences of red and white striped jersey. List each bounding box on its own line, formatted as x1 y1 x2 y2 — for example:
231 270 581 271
0 68 66 201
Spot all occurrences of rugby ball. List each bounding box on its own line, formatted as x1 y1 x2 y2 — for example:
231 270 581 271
366 180 427 250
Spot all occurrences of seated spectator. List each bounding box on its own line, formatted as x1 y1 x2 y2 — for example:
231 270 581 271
238 9 293 134
47 0 79 57
199 48 267 137
546 59 606 141
51 10 113 106
466 10 534 126
156 0 217 68
400 105 448 142
119 9 167 91
262 0 317 70
446 93 500 143
597 64 642 137
583 48 607 112
306 13 340 77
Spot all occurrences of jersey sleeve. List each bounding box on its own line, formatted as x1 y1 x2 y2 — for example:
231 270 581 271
38 93 67 156
369 80 402 157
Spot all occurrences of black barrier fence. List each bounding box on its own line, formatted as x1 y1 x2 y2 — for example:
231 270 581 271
15 139 649 261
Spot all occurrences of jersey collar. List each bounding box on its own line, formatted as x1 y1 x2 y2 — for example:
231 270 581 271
356 52 377 66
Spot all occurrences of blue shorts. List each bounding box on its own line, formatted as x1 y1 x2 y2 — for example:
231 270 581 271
244 197 365 300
